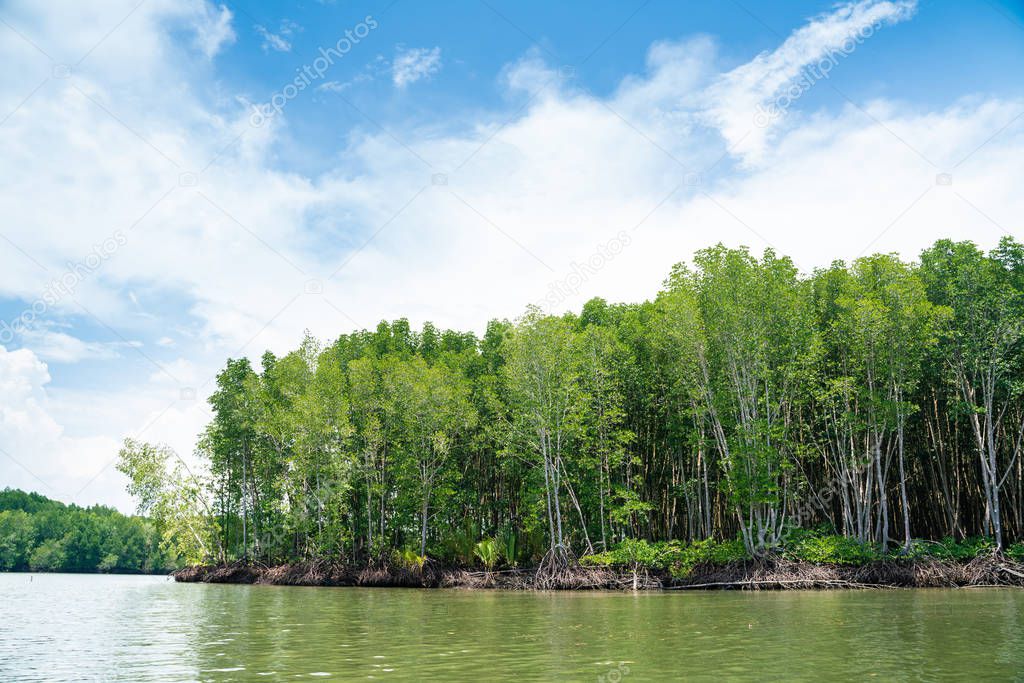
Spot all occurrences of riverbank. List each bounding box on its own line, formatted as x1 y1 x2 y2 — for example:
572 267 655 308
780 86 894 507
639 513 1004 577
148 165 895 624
173 554 1024 590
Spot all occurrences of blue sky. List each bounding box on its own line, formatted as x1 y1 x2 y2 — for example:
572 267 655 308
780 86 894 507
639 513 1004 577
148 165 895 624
1 0 1022 510
209 1 1024 174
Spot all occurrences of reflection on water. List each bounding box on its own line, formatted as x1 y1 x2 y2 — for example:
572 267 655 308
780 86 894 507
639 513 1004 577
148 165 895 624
1 573 1022 681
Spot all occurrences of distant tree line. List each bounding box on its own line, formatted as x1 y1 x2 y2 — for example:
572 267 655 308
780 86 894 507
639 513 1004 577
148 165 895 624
0 488 175 573
118 238 1024 567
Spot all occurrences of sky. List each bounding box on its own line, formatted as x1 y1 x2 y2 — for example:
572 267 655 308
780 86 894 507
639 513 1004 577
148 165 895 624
0 0 1022 512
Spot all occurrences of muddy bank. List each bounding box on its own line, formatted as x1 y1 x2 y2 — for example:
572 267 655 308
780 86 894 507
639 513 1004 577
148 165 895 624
172 561 653 590
172 555 1024 590
668 554 1024 589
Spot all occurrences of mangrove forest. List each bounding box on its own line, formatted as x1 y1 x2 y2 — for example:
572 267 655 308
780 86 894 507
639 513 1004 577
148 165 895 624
117 238 1024 580
0 488 175 573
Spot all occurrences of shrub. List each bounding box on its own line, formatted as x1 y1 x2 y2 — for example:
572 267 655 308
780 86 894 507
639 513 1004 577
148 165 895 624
611 538 661 566
391 548 426 571
579 533 1023 574
689 538 748 563
581 538 663 569
580 537 749 578
785 534 876 565
497 527 518 567
579 550 615 567
473 538 501 570
781 527 876 565
440 519 479 565
923 537 993 561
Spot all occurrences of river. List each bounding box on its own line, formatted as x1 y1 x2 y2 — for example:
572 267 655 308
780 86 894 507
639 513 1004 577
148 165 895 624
1 573 1022 681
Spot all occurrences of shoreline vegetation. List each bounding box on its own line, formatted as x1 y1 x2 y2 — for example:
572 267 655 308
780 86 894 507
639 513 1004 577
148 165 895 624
174 553 1024 591
106 239 1024 591
172 531 1024 590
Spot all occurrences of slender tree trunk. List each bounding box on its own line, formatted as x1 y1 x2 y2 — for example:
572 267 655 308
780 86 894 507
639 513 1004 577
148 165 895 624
897 415 911 551
241 454 248 561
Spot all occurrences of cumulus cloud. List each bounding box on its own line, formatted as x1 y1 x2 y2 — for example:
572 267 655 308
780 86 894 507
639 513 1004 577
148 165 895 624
392 46 442 88
0 342 213 512
0 0 1020 510
0 345 123 508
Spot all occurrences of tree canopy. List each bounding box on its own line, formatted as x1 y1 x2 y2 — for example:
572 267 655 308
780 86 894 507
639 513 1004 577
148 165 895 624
117 238 1024 566
0 488 175 573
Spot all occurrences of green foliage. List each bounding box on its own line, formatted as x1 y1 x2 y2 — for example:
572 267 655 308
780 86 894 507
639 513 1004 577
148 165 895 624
0 489 63 514
29 538 66 571
915 537 994 561
473 537 502 570
579 541 647 568
608 488 655 530
98 553 120 572
0 510 34 570
611 538 662 566
391 548 426 571
497 527 519 567
668 539 749 576
581 538 749 578
1007 543 1024 562
0 488 173 573
783 529 878 565
111 239 1024 570
117 440 221 566
441 519 480 565
783 531 1004 565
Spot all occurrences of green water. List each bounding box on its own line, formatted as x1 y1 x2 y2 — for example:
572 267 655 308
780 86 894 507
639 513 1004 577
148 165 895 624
1 574 1023 681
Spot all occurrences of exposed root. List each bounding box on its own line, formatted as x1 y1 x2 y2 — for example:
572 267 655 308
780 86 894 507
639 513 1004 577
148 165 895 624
171 554 1024 591
668 555 1024 590
535 545 587 590
670 579 888 590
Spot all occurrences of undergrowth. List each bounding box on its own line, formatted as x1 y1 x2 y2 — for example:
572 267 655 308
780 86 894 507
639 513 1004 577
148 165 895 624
581 528 1024 578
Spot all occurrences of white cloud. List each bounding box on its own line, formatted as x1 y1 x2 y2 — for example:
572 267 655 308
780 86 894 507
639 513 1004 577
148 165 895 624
193 3 236 58
317 73 373 93
317 80 348 93
147 357 203 386
704 0 917 164
0 345 123 507
392 46 442 88
0 342 213 511
0 0 1021 511
18 328 134 363
255 20 298 53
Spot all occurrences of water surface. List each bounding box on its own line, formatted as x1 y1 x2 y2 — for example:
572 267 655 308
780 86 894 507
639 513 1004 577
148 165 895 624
1 573 1022 681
